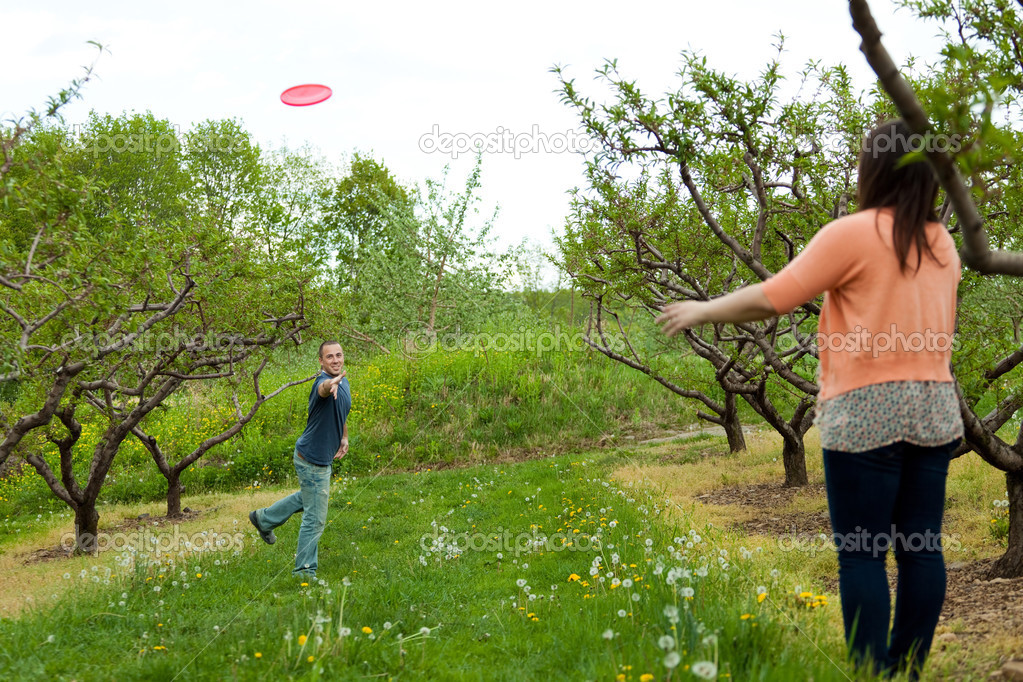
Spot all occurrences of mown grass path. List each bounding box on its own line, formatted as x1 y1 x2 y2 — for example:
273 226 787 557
0 444 872 681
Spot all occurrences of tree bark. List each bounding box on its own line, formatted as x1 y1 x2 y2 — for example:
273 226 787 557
989 470 1023 578
849 0 1023 276
166 471 184 518
722 392 747 453
781 434 808 488
738 384 811 487
74 504 100 555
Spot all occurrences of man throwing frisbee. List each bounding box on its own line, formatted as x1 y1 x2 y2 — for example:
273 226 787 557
249 340 350 578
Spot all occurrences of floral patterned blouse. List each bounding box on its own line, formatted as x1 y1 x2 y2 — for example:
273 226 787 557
814 380 963 453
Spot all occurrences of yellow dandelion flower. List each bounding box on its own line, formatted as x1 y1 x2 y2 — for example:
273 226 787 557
362 626 373 634
298 635 307 646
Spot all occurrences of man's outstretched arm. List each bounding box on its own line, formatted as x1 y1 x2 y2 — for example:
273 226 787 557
317 370 347 399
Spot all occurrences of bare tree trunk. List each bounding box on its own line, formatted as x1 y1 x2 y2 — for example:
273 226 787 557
740 386 811 487
166 471 184 518
781 434 808 488
132 364 314 517
722 392 747 453
989 470 1023 578
74 504 100 555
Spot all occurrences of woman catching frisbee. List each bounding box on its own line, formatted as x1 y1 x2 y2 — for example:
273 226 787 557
657 119 963 679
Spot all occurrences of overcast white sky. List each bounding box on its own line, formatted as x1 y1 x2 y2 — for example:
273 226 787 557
4 0 948 263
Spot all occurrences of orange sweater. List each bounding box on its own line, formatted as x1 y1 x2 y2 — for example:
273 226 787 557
760 208 960 401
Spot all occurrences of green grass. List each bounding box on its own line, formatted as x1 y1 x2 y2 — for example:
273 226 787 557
0 321 1017 680
0 339 727 543
0 448 866 681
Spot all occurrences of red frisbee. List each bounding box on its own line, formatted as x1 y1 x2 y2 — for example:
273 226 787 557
281 84 332 107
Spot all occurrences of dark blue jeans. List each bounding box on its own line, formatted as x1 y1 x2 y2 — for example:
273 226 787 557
822 439 958 678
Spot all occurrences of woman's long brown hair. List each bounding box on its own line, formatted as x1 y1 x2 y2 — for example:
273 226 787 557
857 119 942 273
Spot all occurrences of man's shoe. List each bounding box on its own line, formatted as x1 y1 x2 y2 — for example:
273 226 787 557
249 510 276 545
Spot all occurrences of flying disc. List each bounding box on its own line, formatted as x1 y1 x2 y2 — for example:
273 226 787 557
281 84 332 107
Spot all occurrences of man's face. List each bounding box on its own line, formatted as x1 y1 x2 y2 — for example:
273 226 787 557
320 344 344 376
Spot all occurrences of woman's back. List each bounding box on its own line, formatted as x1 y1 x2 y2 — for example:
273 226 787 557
762 207 960 400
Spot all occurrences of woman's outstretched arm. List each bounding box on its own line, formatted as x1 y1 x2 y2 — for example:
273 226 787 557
656 284 777 337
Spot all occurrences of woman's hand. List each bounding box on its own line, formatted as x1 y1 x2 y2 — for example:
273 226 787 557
656 301 708 337
657 286 778 337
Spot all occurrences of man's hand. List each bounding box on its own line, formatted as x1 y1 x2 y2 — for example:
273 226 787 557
318 369 347 399
334 437 349 460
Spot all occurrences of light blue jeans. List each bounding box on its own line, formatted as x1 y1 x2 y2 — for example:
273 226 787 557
256 450 331 576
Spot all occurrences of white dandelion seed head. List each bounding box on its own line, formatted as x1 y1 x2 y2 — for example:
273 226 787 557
691 660 717 679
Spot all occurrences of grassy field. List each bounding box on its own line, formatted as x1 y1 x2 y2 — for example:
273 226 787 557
0 428 1010 681
0 340 758 544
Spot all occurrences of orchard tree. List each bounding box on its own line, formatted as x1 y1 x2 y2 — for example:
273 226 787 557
849 0 1023 577
130 356 314 518
320 152 414 289
249 144 329 264
381 155 508 337
325 154 512 351
554 48 891 485
0 103 312 551
183 118 261 233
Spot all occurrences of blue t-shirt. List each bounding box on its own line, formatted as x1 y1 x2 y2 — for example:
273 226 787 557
295 372 351 466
